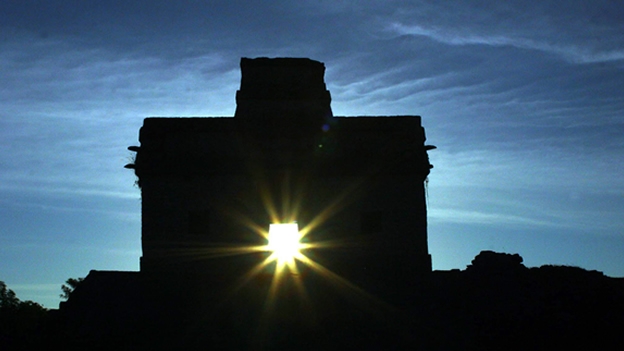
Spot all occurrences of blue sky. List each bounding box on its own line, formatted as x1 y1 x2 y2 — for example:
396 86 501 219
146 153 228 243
1 0 623 308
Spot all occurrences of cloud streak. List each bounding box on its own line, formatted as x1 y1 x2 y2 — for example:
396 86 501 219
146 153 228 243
428 208 556 227
387 22 624 64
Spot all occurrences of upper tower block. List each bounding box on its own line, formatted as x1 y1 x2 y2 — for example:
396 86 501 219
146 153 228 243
234 57 332 127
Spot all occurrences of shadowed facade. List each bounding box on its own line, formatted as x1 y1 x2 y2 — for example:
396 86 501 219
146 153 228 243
129 57 434 294
59 58 436 349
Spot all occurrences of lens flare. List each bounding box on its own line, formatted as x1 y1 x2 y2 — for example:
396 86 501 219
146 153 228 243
267 223 303 264
201 173 390 339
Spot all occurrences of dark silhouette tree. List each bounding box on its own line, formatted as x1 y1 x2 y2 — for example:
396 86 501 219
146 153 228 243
0 281 20 309
1 281 48 350
60 277 84 300
465 250 526 274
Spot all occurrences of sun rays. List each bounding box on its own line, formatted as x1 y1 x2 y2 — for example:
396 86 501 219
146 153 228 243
169 171 393 340
169 177 401 351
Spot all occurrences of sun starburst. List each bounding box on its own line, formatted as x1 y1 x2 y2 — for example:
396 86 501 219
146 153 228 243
266 223 304 264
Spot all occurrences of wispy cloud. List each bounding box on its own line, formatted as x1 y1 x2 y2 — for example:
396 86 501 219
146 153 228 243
0 37 241 201
8 283 59 292
387 22 624 64
428 208 555 227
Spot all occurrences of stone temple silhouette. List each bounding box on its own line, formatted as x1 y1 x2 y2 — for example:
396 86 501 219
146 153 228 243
60 57 436 348
130 57 434 282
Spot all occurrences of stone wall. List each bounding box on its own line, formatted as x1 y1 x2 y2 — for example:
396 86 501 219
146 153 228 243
129 57 434 296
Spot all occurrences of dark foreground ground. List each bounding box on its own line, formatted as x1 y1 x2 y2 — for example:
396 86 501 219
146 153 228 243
3 251 623 350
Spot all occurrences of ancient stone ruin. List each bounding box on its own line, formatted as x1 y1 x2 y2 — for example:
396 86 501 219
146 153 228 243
129 57 434 286
61 57 436 349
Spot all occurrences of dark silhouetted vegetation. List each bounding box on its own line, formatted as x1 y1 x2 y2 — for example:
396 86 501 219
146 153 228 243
0 281 49 350
4 252 624 350
60 277 84 300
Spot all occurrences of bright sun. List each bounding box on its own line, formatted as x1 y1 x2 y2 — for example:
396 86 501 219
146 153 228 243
267 223 303 263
